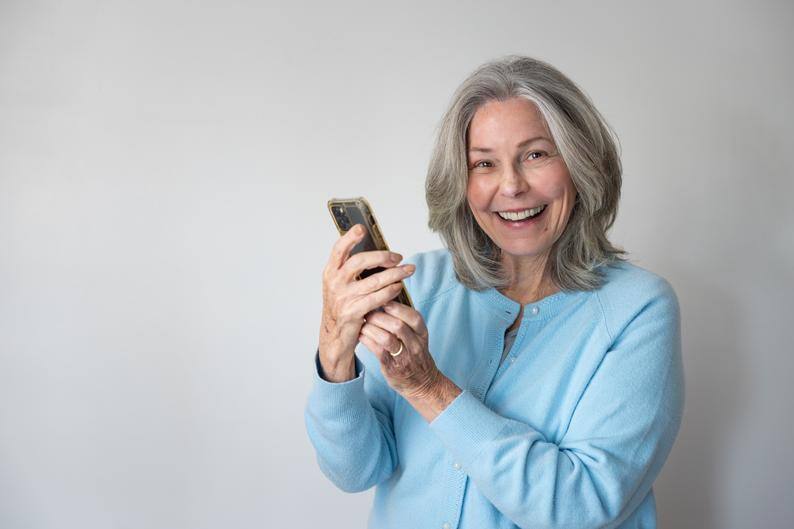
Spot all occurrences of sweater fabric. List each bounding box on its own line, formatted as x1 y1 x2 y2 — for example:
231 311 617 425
304 248 684 529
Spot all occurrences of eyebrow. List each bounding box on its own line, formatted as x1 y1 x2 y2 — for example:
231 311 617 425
468 136 551 153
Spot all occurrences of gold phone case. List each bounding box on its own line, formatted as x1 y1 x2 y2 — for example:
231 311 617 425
327 197 414 308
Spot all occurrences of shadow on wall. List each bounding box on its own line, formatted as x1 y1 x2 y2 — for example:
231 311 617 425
654 270 746 529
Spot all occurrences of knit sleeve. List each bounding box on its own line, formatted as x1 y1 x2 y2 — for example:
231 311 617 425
429 282 685 529
304 345 398 493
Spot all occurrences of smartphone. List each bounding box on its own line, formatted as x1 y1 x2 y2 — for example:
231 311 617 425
327 197 414 308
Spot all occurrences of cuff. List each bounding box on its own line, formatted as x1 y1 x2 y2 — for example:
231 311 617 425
428 390 511 468
308 350 369 425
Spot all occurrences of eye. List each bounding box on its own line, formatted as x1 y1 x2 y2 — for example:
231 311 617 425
525 151 546 161
470 160 493 169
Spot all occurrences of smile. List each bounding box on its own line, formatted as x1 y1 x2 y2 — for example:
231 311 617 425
496 204 547 221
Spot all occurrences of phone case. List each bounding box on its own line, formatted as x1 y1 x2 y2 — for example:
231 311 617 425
327 197 414 308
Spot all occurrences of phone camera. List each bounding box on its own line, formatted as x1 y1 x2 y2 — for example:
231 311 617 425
337 214 351 231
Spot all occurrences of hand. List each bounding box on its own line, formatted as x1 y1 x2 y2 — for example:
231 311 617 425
319 224 416 382
359 301 443 400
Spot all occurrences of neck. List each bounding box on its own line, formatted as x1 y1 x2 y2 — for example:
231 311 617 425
498 251 558 305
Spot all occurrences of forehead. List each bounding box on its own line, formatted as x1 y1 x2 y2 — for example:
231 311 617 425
467 97 551 145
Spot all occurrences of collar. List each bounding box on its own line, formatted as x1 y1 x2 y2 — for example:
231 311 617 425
472 285 582 324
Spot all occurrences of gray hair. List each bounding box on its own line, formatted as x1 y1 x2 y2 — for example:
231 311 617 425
426 55 628 292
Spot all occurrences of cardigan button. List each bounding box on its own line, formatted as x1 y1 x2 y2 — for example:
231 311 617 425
531 306 539 315
453 462 461 470
442 523 451 529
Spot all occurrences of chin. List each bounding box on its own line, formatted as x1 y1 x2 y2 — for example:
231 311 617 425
497 244 549 259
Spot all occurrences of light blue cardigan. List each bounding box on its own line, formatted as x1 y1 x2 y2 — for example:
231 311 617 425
305 249 684 529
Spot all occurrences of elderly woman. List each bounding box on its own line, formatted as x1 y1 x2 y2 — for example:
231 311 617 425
305 55 684 529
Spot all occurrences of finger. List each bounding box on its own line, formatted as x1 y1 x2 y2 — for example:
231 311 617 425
364 310 421 353
358 332 387 363
382 301 428 338
329 224 366 270
360 322 402 355
341 250 404 281
349 281 403 317
351 264 415 296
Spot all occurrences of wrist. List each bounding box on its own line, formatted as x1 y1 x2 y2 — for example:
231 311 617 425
403 371 461 423
403 368 443 400
318 349 356 383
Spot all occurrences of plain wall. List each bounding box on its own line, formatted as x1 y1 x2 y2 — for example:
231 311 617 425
1 0 792 527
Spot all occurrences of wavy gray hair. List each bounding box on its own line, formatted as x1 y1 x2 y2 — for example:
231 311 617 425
426 55 628 292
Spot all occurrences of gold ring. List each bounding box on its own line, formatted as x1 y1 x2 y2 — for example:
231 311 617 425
389 341 404 357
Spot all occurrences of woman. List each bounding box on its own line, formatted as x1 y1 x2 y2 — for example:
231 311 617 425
305 55 684 529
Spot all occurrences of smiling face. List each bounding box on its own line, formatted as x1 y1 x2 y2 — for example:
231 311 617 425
466 97 577 277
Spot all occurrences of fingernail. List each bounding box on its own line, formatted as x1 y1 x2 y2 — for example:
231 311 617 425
391 253 403 262
402 264 415 273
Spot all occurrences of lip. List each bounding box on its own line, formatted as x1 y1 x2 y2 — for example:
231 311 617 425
493 204 547 213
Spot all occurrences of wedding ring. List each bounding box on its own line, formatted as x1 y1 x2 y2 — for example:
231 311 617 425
389 341 404 357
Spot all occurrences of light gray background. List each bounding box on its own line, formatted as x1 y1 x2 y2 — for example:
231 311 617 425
1 1 792 528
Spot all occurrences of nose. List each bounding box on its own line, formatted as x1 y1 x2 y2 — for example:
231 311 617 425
499 162 529 197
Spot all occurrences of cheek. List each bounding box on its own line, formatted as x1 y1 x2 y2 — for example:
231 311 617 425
546 175 576 205
466 178 490 209
542 173 576 227
544 174 572 197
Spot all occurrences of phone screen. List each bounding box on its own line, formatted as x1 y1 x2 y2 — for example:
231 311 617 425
343 207 383 279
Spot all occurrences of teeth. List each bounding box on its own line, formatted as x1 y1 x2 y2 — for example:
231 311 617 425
497 205 546 221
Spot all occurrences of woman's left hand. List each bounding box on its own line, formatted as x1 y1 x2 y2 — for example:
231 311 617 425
359 301 442 399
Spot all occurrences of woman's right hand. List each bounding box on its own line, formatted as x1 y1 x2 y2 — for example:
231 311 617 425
318 224 416 382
